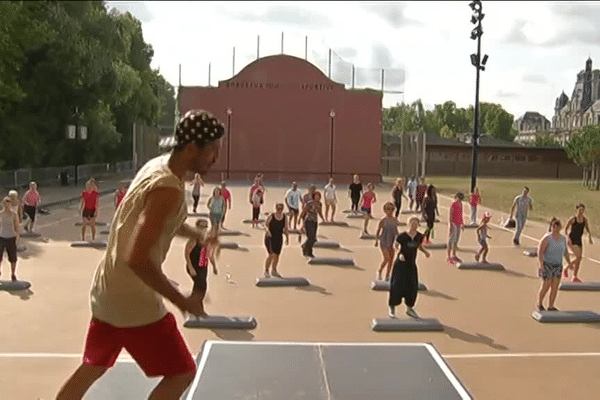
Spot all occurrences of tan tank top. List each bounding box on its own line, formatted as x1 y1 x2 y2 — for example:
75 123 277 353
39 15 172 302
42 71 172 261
90 154 187 327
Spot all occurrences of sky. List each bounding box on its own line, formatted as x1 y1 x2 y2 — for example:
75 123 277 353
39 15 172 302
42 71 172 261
105 1 600 121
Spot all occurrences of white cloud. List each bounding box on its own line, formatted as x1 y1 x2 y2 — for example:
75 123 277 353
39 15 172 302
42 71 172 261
108 1 600 119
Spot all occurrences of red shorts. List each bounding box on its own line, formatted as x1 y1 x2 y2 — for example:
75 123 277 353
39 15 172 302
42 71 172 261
83 312 196 377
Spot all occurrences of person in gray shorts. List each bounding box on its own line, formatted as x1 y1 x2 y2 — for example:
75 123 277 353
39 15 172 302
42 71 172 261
374 202 400 281
536 217 572 312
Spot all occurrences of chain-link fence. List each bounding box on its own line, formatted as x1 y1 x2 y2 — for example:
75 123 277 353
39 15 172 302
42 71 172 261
0 162 134 190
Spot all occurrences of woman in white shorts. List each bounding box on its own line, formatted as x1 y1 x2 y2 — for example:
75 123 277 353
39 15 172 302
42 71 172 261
323 177 337 222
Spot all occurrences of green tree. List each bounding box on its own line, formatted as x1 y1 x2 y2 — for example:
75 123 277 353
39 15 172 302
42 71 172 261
532 133 561 147
565 125 600 189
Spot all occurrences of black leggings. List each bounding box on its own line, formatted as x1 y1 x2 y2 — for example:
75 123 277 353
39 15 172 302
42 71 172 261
423 218 434 240
302 219 318 256
394 200 402 218
252 207 261 221
351 196 360 212
23 205 36 223
389 258 418 308
192 195 200 211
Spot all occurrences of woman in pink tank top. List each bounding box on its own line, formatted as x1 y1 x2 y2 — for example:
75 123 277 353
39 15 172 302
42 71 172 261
360 183 377 236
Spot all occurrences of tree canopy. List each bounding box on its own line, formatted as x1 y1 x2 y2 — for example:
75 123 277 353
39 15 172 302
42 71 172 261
383 100 517 142
0 1 174 170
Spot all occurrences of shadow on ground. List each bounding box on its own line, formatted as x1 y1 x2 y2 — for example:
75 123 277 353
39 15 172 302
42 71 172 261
420 290 458 301
443 325 509 351
210 328 255 341
295 284 333 296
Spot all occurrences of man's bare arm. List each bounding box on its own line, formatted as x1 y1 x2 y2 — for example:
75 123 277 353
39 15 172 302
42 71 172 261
125 187 188 311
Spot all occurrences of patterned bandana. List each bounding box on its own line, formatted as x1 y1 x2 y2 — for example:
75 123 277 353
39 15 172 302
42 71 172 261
175 110 226 148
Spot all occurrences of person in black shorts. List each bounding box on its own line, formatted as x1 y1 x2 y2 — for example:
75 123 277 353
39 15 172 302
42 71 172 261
564 203 593 282
184 218 219 317
264 203 289 278
348 174 363 214
388 216 430 319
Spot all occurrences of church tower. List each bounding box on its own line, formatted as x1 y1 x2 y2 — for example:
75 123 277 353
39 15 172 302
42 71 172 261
581 57 593 110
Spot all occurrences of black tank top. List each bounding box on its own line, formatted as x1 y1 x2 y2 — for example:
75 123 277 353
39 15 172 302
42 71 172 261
268 214 286 238
569 219 585 241
189 242 202 268
392 186 403 203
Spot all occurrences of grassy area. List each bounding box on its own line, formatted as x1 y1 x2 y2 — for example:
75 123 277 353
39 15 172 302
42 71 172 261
383 176 600 236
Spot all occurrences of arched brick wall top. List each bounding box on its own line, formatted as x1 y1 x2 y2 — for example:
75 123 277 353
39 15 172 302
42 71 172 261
218 54 345 91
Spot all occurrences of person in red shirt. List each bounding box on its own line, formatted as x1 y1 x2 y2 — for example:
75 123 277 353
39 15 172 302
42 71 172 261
220 181 232 229
22 182 41 233
447 192 465 264
80 179 100 241
468 187 481 225
114 182 127 210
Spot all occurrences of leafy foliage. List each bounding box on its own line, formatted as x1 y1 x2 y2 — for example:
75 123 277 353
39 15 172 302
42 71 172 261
0 1 174 169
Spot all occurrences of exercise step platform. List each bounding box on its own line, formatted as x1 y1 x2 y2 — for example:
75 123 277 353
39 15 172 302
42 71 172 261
256 276 310 287
371 280 427 291
372 318 444 332
532 310 600 323
184 316 257 329
308 257 355 266
456 262 505 271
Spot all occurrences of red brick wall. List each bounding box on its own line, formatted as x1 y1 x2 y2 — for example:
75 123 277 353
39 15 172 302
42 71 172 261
179 55 382 184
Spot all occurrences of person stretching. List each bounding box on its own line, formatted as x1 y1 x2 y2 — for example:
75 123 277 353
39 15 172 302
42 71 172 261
0 196 20 281
421 185 437 245
468 187 481 225
184 218 218 318
80 180 99 242
564 203 593 282
374 202 400 281
391 178 408 218
536 218 571 312
475 212 493 263
323 177 337 222
264 203 289 278
220 181 231 229
285 182 302 231
360 183 377 236
446 192 465 264
348 174 363 214
22 182 41 233
388 216 430 319
191 173 204 213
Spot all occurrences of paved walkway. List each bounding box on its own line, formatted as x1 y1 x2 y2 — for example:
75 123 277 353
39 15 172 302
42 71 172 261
8 174 134 209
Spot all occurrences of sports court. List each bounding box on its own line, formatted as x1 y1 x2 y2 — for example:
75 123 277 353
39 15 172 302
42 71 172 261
1 182 599 399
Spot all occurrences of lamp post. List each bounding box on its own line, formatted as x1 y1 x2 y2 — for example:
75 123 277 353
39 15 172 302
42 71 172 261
226 108 232 179
66 107 87 185
329 110 335 178
469 0 488 193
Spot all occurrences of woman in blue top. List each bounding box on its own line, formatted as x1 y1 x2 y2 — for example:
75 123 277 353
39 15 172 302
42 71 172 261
536 217 572 312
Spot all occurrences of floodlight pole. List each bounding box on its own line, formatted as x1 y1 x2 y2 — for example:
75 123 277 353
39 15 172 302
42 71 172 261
470 0 486 193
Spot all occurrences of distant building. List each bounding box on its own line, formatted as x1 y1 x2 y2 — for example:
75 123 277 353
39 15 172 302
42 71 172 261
513 112 552 144
553 57 600 144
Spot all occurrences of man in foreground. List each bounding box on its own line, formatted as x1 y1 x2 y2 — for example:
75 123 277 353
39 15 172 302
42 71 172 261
57 110 225 400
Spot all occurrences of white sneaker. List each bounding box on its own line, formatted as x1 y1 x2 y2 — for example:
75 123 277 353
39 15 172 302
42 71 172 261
406 307 420 319
264 271 270 278
388 306 396 318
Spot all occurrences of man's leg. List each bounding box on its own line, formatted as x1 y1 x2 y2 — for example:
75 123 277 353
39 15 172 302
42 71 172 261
514 215 525 244
56 364 109 400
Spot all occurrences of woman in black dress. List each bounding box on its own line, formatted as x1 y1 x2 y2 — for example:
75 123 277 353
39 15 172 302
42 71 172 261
564 203 593 282
264 203 290 277
389 216 431 319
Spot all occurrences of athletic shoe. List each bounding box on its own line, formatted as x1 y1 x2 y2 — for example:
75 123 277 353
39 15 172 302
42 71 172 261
423 238 431 245
547 307 559 311
446 257 455 265
406 307 420 319
271 271 282 278
377 271 382 281
264 271 270 278
452 256 462 263
572 277 582 283
536 304 545 312
563 268 569 278
513 240 520 246
388 306 396 318
475 253 480 262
